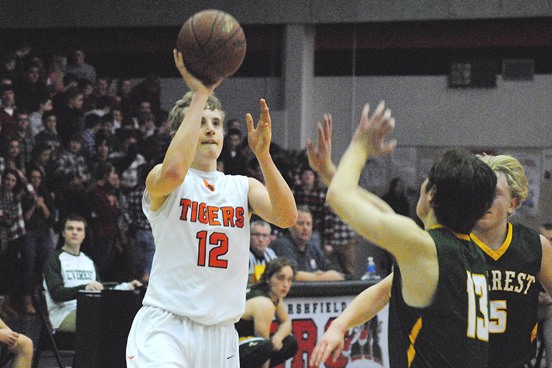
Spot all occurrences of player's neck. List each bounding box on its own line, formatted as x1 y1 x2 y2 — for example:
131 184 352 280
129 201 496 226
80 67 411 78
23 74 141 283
473 222 508 251
62 243 81 256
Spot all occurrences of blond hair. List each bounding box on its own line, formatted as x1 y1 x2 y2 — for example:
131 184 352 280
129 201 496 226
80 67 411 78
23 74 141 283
167 91 224 135
478 154 528 207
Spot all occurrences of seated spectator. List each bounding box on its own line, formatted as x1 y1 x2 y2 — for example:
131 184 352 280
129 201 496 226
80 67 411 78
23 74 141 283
235 258 298 368
65 50 96 84
248 220 277 284
34 111 61 159
0 317 33 368
0 84 17 140
29 96 53 137
14 62 49 113
43 214 141 333
271 206 344 282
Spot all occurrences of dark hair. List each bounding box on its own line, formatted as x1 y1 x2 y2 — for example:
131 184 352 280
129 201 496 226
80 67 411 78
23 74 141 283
426 148 496 234
252 258 296 293
62 213 87 230
226 127 242 138
42 110 56 124
84 113 101 129
93 162 114 181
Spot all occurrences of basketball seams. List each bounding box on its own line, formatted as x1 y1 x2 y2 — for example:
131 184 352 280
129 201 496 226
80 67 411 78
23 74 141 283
177 9 246 84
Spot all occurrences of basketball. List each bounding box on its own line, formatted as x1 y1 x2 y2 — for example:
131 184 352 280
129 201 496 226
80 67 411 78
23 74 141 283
176 9 247 85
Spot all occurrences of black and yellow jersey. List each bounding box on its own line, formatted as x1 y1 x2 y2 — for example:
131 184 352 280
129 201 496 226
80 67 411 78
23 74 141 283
389 226 489 368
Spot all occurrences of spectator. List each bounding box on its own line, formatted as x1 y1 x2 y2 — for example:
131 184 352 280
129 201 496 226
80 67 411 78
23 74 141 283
21 168 55 315
43 214 141 333
13 63 49 112
271 206 344 281
219 127 248 175
8 110 34 167
235 258 299 368
0 84 17 139
116 78 133 120
126 163 155 282
0 317 33 368
110 129 145 192
2 138 26 174
0 169 28 315
53 134 90 223
55 86 84 148
34 111 62 158
65 50 96 84
85 162 123 280
80 113 102 163
28 96 53 137
46 54 67 97
292 166 326 247
248 220 278 284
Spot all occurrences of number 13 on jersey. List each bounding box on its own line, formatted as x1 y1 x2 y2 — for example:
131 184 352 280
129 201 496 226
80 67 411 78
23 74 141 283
467 271 489 341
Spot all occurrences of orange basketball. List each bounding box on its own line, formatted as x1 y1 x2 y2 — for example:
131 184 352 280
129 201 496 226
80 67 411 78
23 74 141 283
176 9 247 85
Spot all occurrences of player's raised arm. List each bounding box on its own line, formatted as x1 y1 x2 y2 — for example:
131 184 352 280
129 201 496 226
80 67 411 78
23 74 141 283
326 102 431 260
246 99 297 229
146 50 220 210
307 113 395 214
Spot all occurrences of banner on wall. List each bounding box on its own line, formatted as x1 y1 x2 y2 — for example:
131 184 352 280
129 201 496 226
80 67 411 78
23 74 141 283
281 295 389 368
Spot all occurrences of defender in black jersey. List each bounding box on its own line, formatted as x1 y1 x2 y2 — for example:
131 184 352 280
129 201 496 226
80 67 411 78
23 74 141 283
471 155 552 368
313 103 496 368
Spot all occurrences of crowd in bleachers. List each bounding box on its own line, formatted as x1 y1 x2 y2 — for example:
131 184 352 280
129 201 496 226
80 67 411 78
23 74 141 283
0 45 370 318
0 45 302 316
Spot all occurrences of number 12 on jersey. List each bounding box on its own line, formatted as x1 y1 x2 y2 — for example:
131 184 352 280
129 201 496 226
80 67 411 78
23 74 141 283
196 230 229 268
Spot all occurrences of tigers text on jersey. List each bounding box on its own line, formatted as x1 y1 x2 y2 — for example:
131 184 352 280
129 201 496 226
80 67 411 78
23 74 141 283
142 168 250 325
388 226 489 368
472 223 542 368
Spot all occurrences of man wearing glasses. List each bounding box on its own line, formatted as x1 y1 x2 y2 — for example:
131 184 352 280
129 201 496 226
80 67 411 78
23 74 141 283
248 219 277 284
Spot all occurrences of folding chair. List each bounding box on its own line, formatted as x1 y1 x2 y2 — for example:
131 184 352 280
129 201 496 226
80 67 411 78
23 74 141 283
31 286 75 368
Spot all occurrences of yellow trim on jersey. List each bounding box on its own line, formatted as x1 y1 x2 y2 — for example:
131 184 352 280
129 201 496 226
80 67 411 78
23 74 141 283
531 322 538 342
430 224 470 241
471 223 513 261
407 317 423 367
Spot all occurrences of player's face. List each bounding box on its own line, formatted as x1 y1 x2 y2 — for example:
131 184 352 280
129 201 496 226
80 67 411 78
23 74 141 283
290 211 313 244
474 172 516 231
198 108 224 158
250 224 272 256
268 265 294 299
62 220 86 247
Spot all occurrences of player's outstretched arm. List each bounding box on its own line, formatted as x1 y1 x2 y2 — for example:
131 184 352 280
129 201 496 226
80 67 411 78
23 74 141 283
146 50 220 209
310 274 393 367
246 99 297 228
307 114 395 213
326 102 436 306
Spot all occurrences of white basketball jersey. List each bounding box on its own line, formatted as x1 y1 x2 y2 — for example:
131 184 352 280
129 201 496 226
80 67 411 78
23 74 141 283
142 168 250 325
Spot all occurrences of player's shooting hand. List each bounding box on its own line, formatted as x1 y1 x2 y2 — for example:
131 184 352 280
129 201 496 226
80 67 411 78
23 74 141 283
307 114 335 184
173 50 221 94
246 98 272 157
352 101 396 158
310 323 345 367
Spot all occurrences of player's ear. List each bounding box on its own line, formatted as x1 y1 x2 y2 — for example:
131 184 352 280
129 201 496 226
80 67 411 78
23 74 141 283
427 187 436 206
